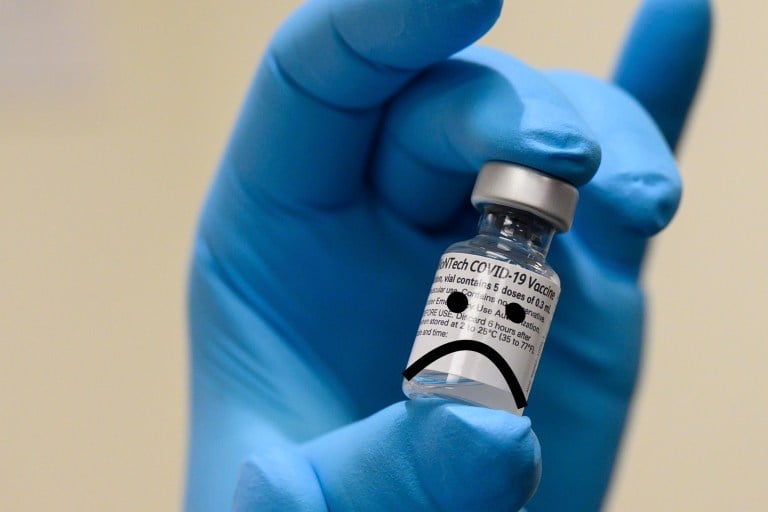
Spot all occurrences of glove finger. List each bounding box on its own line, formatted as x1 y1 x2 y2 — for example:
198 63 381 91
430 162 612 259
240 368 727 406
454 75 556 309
224 0 502 209
612 0 712 150
546 71 681 277
371 47 601 230
525 74 679 510
300 400 540 512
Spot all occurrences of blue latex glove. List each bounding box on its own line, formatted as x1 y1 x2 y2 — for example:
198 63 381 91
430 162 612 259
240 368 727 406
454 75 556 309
184 1 711 510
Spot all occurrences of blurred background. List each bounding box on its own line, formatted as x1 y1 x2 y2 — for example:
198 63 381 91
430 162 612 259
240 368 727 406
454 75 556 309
1 1 765 510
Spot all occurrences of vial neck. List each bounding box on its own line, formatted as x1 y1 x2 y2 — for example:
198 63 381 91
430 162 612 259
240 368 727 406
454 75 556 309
477 206 556 259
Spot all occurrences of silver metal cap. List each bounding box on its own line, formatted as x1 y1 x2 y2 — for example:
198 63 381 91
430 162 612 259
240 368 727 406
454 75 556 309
471 162 579 232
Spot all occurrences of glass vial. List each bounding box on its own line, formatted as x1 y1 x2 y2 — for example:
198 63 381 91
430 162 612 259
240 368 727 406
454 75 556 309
402 162 578 415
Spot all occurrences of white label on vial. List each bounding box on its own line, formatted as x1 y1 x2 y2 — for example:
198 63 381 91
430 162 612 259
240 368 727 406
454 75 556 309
405 252 560 413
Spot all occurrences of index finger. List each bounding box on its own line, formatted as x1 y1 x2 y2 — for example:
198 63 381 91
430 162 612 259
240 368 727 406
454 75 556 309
612 0 712 150
223 0 503 207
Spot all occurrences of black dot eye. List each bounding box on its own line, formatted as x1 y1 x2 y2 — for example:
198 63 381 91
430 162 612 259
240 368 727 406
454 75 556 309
446 291 469 313
505 302 526 324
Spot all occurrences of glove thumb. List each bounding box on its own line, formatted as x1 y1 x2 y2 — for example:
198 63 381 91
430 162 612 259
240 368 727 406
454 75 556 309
234 400 540 511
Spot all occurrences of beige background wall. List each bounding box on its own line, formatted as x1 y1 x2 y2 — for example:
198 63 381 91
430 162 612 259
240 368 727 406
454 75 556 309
1 1 765 510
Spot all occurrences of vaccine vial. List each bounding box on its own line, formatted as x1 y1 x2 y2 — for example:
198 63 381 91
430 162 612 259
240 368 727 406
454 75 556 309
402 162 578 415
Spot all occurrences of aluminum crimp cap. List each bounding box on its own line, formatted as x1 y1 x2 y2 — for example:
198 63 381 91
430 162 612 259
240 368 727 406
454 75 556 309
471 161 579 232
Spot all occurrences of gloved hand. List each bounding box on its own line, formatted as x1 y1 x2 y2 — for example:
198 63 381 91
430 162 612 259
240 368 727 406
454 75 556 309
184 1 711 510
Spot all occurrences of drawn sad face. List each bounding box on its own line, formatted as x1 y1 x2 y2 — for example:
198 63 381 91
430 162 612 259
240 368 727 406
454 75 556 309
403 290 531 409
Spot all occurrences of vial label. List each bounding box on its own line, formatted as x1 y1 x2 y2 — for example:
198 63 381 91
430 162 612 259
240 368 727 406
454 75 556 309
405 252 560 412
